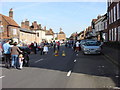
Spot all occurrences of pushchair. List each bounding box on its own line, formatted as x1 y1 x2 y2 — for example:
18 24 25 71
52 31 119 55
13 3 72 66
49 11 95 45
23 51 30 67
19 48 30 67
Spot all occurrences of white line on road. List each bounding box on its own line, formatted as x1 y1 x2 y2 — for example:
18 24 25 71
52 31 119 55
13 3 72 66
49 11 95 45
76 54 78 56
0 76 5 79
113 87 120 89
35 59 44 63
67 70 72 77
74 60 76 63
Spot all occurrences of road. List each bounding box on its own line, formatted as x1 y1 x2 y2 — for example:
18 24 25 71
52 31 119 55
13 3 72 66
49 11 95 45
0 46 120 88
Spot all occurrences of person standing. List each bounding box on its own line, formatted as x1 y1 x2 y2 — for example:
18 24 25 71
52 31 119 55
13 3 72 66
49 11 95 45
19 54 24 70
33 41 37 54
56 41 60 51
11 42 22 69
53 41 56 52
75 41 80 52
43 45 48 54
3 39 11 69
40 42 44 55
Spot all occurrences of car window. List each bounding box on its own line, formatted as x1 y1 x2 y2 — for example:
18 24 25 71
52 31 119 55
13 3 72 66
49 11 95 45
84 41 100 46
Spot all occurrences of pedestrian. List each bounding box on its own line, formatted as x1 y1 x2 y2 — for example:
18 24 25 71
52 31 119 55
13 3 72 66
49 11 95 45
40 42 44 55
56 41 60 51
11 42 22 69
75 41 80 52
19 54 24 70
53 41 56 52
3 39 11 69
33 41 37 54
43 45 48 54
65 42 67 48
29 43 34 53
50 41 53 47
73 42 76 51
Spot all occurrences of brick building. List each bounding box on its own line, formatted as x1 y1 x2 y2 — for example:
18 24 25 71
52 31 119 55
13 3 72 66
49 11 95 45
107 0 120 41
20 20 46 44
0 8 20 43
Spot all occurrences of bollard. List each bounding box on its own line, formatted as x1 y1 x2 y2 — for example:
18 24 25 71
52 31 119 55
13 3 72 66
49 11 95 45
62 51 66 57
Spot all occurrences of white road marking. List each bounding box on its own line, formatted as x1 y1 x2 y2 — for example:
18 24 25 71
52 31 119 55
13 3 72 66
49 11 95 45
115 76 119 78
74 60 76 63
67 70 72 77
35 59 44 63
0 76 5 79
113 87 120 89
76 54 78 56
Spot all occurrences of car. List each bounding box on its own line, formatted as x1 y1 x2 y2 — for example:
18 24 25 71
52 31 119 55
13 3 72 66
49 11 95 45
82 41 101 55
18 46 31 54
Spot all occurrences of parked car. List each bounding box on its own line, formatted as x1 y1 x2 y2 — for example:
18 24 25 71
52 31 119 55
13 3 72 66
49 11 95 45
82 41 101 55
18 46 31 54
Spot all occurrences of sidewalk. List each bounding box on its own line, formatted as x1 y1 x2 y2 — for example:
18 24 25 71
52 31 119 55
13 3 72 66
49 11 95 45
102 46 120 67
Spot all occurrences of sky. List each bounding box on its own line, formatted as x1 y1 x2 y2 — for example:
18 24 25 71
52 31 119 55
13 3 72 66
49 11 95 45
1 2 107 37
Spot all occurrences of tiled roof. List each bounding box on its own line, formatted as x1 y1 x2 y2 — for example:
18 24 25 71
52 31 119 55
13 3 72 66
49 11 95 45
45 30 53 35
92 19 97 22
0 14 19 27
59 31 65 34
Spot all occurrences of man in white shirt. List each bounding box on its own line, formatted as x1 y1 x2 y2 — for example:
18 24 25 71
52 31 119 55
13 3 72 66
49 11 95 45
75 41 80 52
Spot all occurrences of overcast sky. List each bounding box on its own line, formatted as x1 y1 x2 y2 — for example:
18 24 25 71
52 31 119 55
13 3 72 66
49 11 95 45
1 2 107 37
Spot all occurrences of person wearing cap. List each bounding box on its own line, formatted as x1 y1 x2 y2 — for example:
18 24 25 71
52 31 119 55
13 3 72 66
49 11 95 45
3 39 11 69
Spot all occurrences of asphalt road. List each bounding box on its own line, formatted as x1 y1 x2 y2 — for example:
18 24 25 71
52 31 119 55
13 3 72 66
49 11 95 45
0 46 120 88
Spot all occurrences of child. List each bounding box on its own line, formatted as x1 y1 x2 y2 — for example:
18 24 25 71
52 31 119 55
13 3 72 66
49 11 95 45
19 54 24 70
43 45 48 54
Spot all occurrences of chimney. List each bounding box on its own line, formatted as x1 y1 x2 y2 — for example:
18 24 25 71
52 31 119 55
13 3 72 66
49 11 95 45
33 21 38 30
39 24 42 29
9 8 13 18
97 15 101 19
44 26 46 30
25 19 29 29
21 21 25 28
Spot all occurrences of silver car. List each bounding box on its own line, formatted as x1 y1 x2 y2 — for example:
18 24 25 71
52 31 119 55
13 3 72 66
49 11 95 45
82 41 101 55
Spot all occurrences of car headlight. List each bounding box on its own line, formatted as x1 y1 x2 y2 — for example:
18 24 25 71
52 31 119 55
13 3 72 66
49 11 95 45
84 48 89 51
96 48 101 50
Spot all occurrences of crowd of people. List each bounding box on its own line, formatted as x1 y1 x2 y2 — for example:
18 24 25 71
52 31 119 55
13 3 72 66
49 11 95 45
1 39 62 70
65 40 81 52
1 38 83 70
2 39 24 69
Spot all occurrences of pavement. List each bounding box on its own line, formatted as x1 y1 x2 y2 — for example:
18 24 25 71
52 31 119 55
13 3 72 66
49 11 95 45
102 46 120 67
0 46 120 89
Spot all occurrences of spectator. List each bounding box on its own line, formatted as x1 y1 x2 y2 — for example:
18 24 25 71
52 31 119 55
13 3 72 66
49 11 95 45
40 42 44 55
75 41 80 52
53 41 56 52
11 42 22 69
3 39 11 69
56 41 60 51
43 45 48 54
30 43 34 53
33 41 37 54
